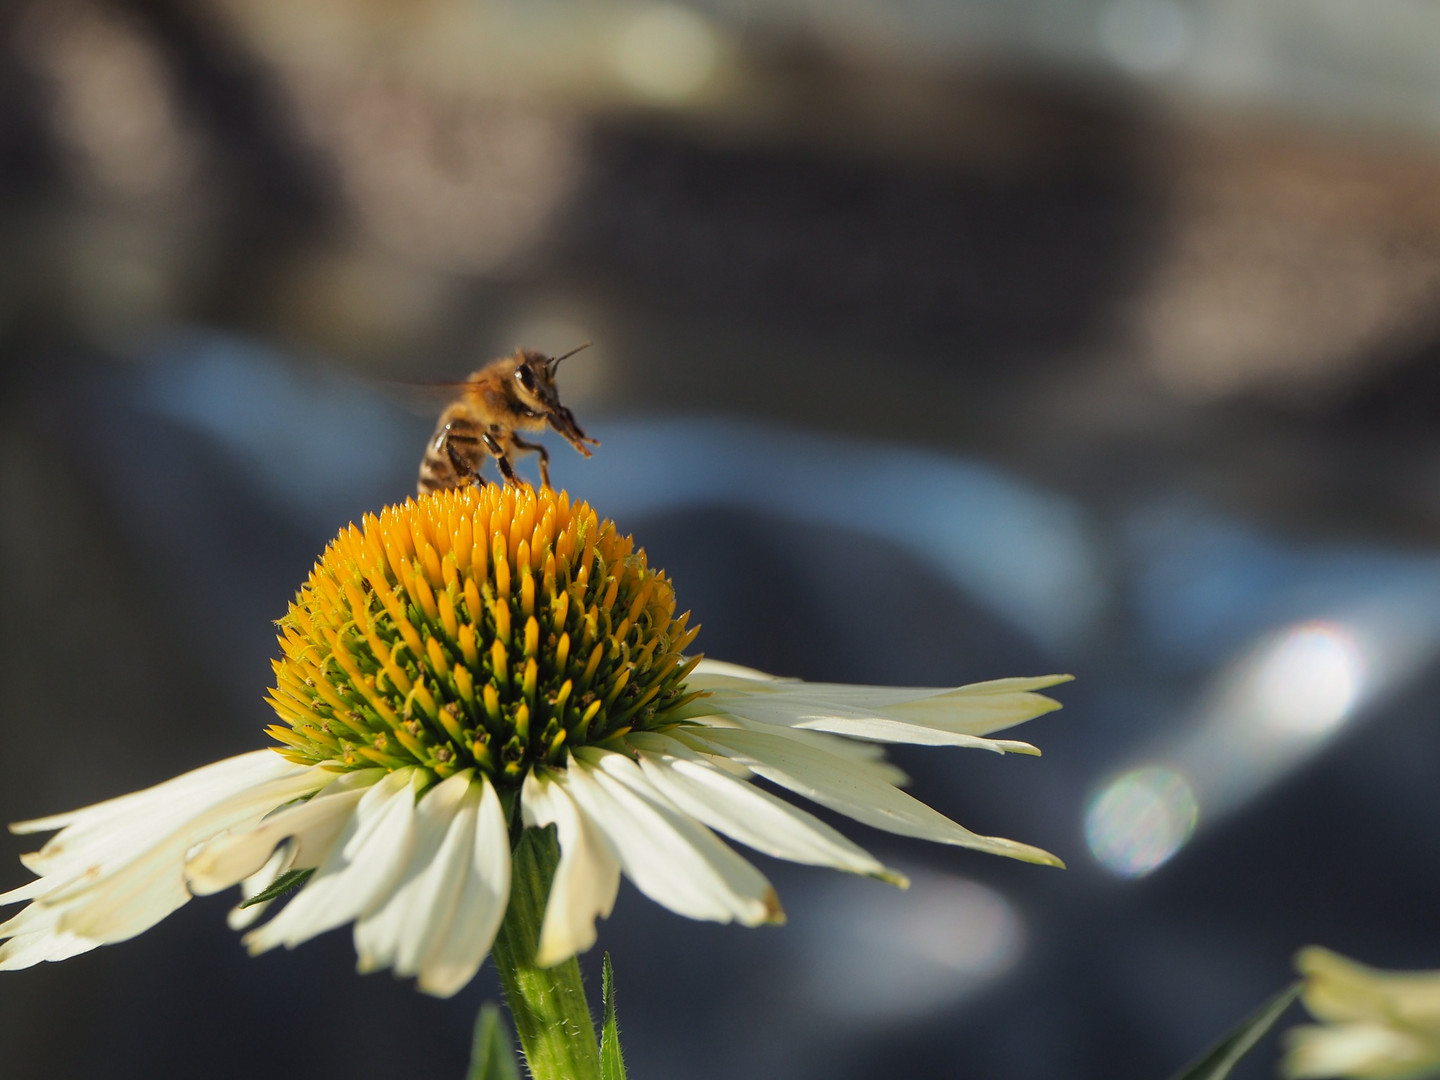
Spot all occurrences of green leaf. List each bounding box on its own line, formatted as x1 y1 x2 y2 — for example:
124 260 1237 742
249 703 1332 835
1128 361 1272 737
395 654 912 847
600 952 628 1080
1168 982 1302 1080
237 868 314 909
467 1002 522 1080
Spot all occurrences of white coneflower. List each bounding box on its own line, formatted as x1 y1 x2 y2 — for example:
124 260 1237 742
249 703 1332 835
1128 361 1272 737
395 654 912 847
1 484 1066 1073
1286 947 1440 1080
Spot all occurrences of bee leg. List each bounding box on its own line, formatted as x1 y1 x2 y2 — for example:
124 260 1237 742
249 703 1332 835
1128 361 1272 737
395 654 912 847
510 435 551 489
482 431 522 486
443 428 489 487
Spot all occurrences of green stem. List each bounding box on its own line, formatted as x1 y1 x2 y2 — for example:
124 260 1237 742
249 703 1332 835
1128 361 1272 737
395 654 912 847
491 827 601 1080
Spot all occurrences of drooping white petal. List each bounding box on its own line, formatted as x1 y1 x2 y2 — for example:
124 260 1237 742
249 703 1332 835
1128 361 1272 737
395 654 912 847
416 777 511 997
712 695 1041 752
1285 1022 1435 1078
59 771 328 944
625 732 905 885
0 927 97 970
687 658 793 685
691 659 1065 692
522 769 621 968
0 753 328 967
7 752 314 890
11 750 309 839
0 894 76 963
354 772 474 978
567 748 784 928
712 697 1043 752
686 662 1069 748
684 725 1063 867
680 716 909 786
1282 947 1440 1079
185 769 383 895
7 755 314 917
691 658 1069 703
1297 946 1440 1025
243 769 423 954
681 663 901 766
226 844 296 931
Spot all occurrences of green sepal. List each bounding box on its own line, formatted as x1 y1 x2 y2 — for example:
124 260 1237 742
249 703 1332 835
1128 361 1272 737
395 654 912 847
600 952 628 1080
467 1002 522 1080
238 868 315 909
1167 982 1302 1080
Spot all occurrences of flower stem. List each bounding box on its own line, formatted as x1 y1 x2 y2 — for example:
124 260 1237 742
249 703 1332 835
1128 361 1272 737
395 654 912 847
491 827 601 1080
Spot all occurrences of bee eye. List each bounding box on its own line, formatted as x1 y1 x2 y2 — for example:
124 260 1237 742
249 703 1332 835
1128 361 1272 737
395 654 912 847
516 366 536 391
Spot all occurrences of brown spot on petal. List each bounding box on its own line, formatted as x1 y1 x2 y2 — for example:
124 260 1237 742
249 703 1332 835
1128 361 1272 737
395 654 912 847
763 887 786 925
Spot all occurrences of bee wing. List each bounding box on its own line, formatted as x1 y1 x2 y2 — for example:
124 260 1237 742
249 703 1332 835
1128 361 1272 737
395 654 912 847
369 378 475 417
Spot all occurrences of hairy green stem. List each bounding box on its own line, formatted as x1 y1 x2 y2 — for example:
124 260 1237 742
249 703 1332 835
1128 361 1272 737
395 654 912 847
490 827 601 1080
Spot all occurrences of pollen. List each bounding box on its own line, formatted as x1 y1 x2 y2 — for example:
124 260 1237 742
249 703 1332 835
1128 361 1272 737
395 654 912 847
266 485 703 784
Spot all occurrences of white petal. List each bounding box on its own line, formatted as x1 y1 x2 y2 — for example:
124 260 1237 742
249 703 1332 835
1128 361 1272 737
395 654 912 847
680 716 909 786
8 752 314 890
626 732 904 885
416 777 511 997
0 876 56 908
567 749 783 927
11 750 307 839
1285 1022 1438 1078
226 845 296 931
690 659 1070 714
0 928 96 970
685 726 1063 867
244 769 423 954
354 772 475 978
522 769 620 968
185 770 383 895
721 701 1041 752
1296 946 1440 1025
690 676 1066 749
58 770 327 944
0 757 328 964
689 659 794 684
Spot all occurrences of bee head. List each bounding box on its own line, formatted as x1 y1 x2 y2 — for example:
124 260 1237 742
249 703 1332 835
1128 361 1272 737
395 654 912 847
509 344 598 455
510 349 560 412
510 344 590 410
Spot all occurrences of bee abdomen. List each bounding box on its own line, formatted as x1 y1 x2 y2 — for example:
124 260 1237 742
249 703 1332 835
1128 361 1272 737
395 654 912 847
416 455 457 495
418 409 486 494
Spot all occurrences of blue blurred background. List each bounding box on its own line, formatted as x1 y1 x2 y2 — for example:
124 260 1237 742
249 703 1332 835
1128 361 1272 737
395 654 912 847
4 2 1440 1077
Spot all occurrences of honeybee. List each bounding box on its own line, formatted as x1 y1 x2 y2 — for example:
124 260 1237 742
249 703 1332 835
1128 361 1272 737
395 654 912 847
417 344 598 494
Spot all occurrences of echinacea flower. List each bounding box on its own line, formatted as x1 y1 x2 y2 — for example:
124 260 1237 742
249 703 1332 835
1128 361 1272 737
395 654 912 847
1 484 1067 999
1285 946 1440 1080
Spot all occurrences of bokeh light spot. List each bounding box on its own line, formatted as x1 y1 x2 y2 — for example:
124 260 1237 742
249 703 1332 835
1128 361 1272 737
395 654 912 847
799 872 1024 1024
611 4 720 102
1099 0 1190 75
1249 620 1364 736
1086 765 1199 877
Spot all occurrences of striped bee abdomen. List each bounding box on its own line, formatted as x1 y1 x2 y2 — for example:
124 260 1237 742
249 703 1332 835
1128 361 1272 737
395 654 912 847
418 406 489 494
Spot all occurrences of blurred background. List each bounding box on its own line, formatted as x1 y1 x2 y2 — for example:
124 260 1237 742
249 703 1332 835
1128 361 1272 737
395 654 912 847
5 1 1440 1077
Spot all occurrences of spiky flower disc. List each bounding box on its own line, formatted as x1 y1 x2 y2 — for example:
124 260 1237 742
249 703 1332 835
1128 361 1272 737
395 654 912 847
266 485 702 784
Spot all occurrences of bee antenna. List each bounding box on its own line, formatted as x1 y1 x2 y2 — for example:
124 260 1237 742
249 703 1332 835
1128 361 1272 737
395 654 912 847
549 342 592 369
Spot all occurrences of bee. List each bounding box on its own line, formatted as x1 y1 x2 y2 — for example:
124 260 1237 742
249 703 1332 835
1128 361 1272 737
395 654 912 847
417 343 598 494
